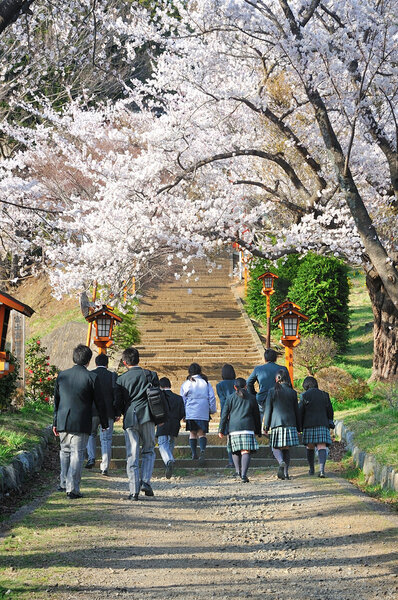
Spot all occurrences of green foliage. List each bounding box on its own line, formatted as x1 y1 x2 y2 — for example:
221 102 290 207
25 338 59 404
316 366 370 406
0 353 19 411
111 301 141 352
289 254 350 351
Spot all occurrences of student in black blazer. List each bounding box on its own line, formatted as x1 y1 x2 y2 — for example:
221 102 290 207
156 377 185 479
53 344 107 499
219 377 261 483
85 353 118 475
299 376 334 477
263 369 300 480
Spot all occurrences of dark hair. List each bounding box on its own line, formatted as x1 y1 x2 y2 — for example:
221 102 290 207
159 377 171 388
274 369 291 390
187 362 208 383
234 377 246 397
303 376 318 390
221 364 236 381
122 347 140 366
73 344 92 366
95 354 109 366
264 348 277 363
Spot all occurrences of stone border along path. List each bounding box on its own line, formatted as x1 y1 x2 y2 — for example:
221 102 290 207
1 468 397 600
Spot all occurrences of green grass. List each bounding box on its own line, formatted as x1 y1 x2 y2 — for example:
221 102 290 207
27 307 85 339
338 454 398 510
0 403 53 466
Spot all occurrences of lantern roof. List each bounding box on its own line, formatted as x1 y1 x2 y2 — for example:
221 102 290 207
0 290 34 317
85 304 123 324
273 305 308 324
274 299 301 312
257 271 278 281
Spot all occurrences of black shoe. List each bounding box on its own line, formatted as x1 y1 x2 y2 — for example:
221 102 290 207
100 470 108 476
232 471 241 479
56 485 66 492
277 462 286 480
318 472 326 478
140 481 154 496
198 452 206 466
67 491 83 499
128 493 139 501
191 454 198 460
308 468 315 476
165 461 174 479
241 475 249 483
84 459 95 469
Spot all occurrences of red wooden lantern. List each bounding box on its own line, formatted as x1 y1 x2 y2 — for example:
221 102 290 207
85 305 122 353
258 272 278 296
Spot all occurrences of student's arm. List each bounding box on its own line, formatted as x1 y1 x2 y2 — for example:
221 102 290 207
246 368 257 396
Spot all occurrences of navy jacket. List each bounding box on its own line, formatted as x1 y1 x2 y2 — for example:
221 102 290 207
53 365 107 434
299 388 334 429
263 384 300 430
247 362 291 407
156 390 185 437
219 390 261 436
91 366 117 419
114 366 159 427
216 380 235 413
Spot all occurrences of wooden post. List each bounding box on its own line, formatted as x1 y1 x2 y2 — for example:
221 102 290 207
266 293 271 348
86 282 97 347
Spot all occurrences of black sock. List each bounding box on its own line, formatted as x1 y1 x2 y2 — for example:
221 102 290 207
307 448 315 472
318 449 327 473
189 438 197 458
232 453 241 474
282 449 290 476
199 436 207 453
241 453 251 478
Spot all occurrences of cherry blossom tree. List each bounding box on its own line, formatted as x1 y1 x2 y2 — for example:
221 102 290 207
1 0 397 379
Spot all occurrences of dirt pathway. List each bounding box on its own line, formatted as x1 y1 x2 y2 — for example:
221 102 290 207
1 468 397 600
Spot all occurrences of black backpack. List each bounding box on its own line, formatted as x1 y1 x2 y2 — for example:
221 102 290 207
144 370 167 425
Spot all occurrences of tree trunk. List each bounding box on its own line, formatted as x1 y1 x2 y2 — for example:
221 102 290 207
366 271 398 380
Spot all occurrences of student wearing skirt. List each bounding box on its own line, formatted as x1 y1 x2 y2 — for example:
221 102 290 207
216 364 236 468
180 363 217 464
299 376 334 477
263 369 300 480
218 377 261 483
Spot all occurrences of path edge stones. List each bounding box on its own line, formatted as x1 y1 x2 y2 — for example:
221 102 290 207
335 420 398 492
0 424 53 498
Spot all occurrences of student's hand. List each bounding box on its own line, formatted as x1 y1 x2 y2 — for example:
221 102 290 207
157 423 164 427
218 432 224 439
114 417 121 422
52 426 59 437
262 429 268 436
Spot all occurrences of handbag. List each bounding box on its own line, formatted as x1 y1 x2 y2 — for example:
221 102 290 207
144 370 167 425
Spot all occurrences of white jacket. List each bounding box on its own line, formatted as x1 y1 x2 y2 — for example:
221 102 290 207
180 375 217 421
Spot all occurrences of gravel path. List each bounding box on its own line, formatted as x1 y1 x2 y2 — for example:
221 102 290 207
2 467 398 600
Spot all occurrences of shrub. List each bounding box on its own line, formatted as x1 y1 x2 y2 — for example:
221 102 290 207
25 338 59 404
295 335 338 375
110 300 140 354
315 366 369 403
289 254 350 351
0 353 19 411
374 381 398 412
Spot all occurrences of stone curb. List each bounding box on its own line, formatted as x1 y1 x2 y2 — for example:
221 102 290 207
335 420 398 492
0 425 53 498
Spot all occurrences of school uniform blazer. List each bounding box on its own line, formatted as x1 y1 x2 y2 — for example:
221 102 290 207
298 388 334 429
263 384 300 431
156 390 185 437
114 366 159 428
219 390 261 436
53 365 108 434
247 362 291 407
216 380 235 413
90 366 117 419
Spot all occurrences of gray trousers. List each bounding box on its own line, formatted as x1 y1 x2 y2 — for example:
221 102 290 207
59 432 89 493
87 417 114 471
125 417 155 494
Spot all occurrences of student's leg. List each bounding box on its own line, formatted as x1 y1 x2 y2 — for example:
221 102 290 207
317 443 327 477
282 447 291 479
124 425 141 495
189 431 198 459
232 452 241 476
86 416 100 467
306 443 315 475
99 418 114 473
198 428 207 464
158 435 173 466
240 450 251 481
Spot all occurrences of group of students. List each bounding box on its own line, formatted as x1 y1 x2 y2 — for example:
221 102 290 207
159 353 334 484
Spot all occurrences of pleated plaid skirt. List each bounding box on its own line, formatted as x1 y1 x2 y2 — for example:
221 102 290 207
229 433 259 454
302 426 332 446
270 426 299 448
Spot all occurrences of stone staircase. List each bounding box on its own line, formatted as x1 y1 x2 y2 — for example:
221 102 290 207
102 256 307 469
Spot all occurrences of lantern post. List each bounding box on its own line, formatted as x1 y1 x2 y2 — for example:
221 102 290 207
258 272 278 348
0 291 34 379
84 305 123 355
273 300 308 384
241 251 253 295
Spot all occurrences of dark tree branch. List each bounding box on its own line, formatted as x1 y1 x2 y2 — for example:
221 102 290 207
0 0 35 34
299 0 321 27
233 179 310 219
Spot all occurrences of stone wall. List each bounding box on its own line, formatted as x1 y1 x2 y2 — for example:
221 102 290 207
0 426 52 498
335 420 398 492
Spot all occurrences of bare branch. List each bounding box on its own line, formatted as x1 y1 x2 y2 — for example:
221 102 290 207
0 0 35 35
299 0 321 27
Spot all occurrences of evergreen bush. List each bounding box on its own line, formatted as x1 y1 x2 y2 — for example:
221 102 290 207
25 338 59 403
0 353 19 411
111 300 141 353
289 254 350 351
